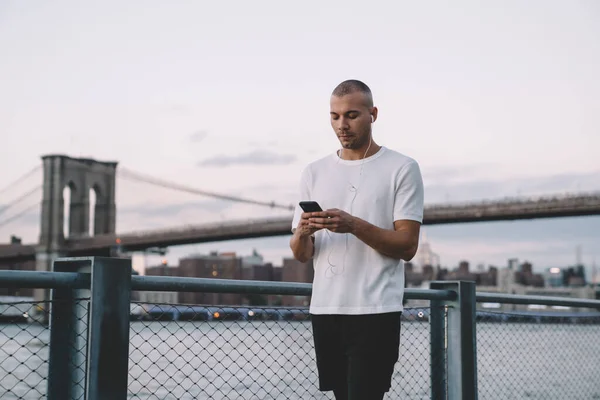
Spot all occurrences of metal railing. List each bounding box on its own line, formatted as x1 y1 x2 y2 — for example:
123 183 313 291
0 256 599 399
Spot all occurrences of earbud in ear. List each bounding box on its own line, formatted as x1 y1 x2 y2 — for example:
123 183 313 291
371 115 374 123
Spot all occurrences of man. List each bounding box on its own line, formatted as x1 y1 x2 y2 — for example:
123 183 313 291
289 79 424 400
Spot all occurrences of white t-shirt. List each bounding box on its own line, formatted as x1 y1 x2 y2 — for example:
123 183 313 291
291 146 424 315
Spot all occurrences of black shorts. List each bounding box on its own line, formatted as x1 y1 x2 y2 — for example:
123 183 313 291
310 311 402 394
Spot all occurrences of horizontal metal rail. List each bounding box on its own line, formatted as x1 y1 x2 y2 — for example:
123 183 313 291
1 270 599 308
0 270 90 289
131 275 313 296
129 275 458 300
405 288 457 301
476 292 600 309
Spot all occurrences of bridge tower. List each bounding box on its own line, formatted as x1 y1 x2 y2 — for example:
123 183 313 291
34 154 118 303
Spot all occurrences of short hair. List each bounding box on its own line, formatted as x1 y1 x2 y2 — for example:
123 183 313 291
331 79 373 107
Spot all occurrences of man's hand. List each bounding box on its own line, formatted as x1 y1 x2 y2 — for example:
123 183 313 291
295 212 321 237
308 209 355 234
290 212 319 263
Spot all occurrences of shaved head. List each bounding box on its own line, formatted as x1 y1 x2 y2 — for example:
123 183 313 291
331 79 373 107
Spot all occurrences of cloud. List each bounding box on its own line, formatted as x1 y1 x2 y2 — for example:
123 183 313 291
198 150 296 167
189 130 208 143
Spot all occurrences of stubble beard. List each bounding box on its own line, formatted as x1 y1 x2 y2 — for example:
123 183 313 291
343 132 370 150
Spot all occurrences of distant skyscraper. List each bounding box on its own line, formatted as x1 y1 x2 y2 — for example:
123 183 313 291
242 248 264 268
415 230 440 271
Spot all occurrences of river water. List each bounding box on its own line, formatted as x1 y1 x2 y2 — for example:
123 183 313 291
0 320 599 399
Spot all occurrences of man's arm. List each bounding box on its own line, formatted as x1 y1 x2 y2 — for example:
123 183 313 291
289 167 317 263
307 211 420 261
289 227 315 263
351 218 421 261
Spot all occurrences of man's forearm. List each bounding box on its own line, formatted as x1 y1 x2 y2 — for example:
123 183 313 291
289 232 314 263
351 217 418 261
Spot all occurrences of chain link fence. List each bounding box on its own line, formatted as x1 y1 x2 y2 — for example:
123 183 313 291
128 303 435 399
0 298 89 400
2 296 600 399
477 310 600 400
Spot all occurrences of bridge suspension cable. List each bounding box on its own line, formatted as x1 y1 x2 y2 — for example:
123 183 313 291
0 186 42 216
0 165 41 196
0 203 39 230
119 168 295 211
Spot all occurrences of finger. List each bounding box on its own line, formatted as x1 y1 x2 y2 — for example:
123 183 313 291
310 222 336 230
309 217 330 224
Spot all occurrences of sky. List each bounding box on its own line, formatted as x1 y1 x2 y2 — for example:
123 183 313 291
0 1 599 278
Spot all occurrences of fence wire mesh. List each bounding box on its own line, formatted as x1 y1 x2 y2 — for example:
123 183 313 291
128 303 434 399
4 291 600 400
477 309 600 400
0 298 89 400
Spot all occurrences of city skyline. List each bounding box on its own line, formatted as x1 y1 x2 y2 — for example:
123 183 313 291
135 234 598 283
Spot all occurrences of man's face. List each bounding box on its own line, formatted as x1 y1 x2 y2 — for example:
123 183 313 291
330 92 374 150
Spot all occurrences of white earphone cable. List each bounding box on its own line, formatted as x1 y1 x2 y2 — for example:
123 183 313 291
325 133 373 278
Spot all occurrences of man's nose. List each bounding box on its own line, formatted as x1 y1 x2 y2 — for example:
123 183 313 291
336 118 349 131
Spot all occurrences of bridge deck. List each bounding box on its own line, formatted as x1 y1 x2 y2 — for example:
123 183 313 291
2 192 600 261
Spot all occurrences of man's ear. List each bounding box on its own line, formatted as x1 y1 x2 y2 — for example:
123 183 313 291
370 106 378 123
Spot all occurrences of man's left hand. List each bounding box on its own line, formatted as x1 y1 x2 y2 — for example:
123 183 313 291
308 208 355 234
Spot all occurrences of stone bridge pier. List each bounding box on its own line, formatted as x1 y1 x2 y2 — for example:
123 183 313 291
34 155 118 309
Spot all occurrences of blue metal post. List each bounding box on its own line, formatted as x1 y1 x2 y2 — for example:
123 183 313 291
85 257 132 400
430 281 478 400
430 297 447 399
47 258 93 400
47 256 132 400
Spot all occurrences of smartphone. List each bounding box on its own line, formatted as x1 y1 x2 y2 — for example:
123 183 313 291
299 201 323 213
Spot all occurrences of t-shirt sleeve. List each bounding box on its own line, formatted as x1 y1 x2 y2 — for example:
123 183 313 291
393 160 424 223
291 167 311 233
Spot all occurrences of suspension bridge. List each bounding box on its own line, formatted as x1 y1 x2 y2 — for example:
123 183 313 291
1 154 600 264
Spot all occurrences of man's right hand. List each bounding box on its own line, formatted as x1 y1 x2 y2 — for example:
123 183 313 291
296 212 320 237
290 213 319 263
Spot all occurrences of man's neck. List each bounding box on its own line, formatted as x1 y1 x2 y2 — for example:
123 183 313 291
340 141 381 161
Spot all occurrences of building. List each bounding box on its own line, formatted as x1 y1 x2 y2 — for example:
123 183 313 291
413 230 440 273
281 257 314 307
241 249 263 268
241 249 276 281
237 249 280 305
544 265 587 287
514 262 544 287
137 261 179 304
545 267 564 287
0 242 35 297
177 251 243 306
